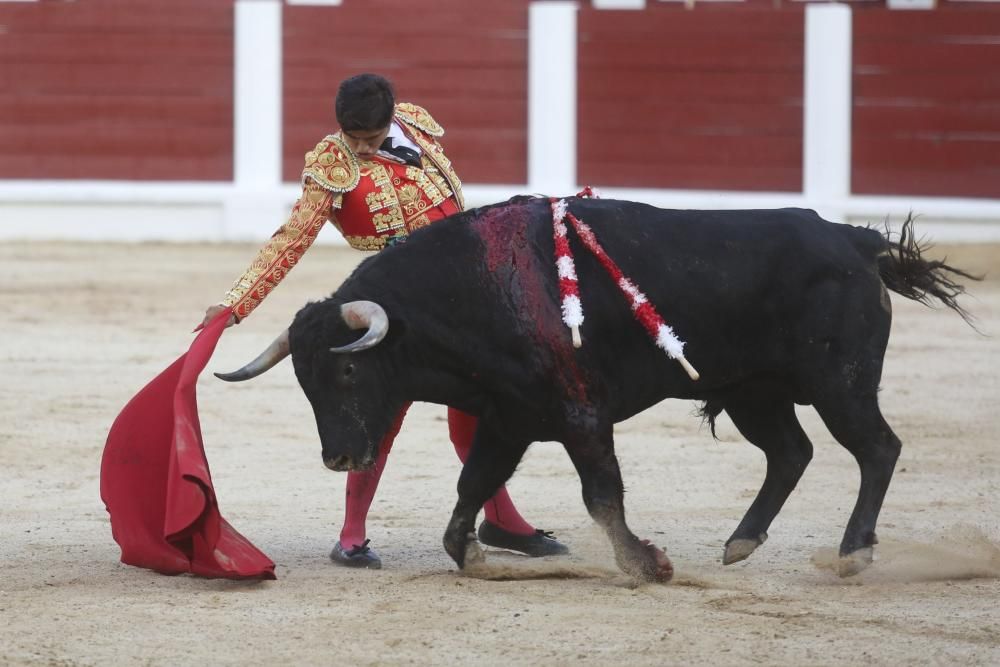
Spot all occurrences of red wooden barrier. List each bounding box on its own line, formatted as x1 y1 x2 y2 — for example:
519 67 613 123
0 0 234 181
1 1 997 200
577 6 805 192
852 7 1000 198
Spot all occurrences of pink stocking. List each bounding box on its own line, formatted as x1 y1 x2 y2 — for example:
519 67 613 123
447 407 535 536
338 404 409 548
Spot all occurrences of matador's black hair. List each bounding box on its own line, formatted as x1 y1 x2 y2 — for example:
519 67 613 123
335 73 396 132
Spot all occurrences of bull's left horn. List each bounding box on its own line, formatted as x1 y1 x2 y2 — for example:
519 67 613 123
330 301 389 353
215 329 290 382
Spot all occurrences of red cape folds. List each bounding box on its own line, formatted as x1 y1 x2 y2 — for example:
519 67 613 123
100 309 276 579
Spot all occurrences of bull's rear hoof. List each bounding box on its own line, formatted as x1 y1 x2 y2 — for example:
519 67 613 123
723 539 760 565
723 533 768 565
837 546 874 577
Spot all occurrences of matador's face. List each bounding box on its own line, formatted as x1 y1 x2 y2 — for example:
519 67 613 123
341 125 391 161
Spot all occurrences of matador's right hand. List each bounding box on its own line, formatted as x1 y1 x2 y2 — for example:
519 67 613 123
199 303 237 331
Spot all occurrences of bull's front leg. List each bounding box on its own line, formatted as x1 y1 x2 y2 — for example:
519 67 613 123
442 413 530 570
564 426 673 583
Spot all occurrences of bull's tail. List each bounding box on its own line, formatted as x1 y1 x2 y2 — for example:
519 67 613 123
876 214 982 327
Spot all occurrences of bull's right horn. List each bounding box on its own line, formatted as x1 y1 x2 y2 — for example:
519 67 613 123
215 329 290 382
330 300 389 353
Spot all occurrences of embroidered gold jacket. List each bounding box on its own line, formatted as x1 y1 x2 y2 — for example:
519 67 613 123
221 103 464 321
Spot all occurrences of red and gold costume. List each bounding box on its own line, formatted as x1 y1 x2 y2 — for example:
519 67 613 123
221 102 464 320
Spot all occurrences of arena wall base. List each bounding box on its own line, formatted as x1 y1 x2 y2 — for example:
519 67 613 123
2 181 998 244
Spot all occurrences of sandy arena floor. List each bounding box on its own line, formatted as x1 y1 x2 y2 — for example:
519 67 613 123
2 238 999 666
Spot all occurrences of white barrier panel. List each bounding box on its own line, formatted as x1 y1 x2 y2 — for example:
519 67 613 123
804 4 853 221
529 2 578 194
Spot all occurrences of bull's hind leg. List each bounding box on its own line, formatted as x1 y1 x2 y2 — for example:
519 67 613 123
722 396 814 565
563 425 673 583
813 393 901 577
442 413 530 570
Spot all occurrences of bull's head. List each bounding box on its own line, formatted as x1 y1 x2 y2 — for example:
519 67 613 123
215 300 403 472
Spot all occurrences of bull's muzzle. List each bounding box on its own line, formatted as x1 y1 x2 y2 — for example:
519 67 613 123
324 454 354 471
323 453 376 471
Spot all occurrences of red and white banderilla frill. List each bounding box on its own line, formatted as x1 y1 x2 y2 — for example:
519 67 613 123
550 195 700 381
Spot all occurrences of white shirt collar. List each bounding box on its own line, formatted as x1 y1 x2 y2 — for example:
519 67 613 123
377 121 422 162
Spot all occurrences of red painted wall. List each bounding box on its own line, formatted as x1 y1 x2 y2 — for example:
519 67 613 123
0 0 234 182
282 0 530 185
852 7 1000 198
577 4 805 192
2 1 998 200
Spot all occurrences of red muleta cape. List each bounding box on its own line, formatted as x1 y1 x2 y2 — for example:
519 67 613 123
100 309 276 579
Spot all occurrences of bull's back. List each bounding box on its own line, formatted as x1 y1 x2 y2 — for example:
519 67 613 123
550 201 889 412
353 198 890 423
563 201 877 325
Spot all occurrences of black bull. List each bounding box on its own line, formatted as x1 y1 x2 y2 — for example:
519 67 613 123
218 196 976 582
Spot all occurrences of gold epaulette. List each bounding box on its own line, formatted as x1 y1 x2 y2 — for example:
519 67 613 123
302 134 359 194
394 103 444 138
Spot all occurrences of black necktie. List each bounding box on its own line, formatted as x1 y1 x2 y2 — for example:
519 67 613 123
379 138 422 168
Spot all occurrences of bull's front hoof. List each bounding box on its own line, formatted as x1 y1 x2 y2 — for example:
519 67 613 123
618 539 674 583
463 536 485 569
648 542 674 582
837 546 874 577
444 530 480 569
723 532 768 565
